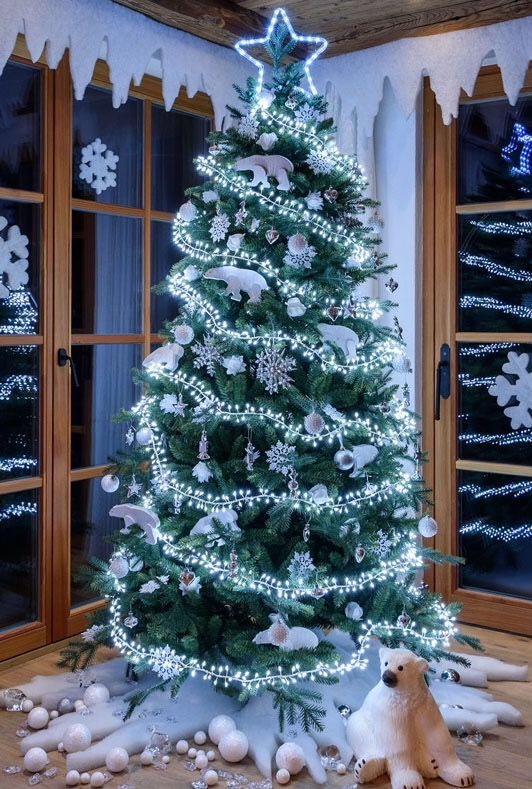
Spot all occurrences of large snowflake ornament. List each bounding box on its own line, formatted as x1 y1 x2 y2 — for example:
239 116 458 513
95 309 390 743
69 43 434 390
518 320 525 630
266 441 296 475
192 335 222 376
238 114 259 140
79 137 119 195
294 103 319 124
288 550 315 582
255 345 296 394
283 245 317 270
150 645 180 681
0 216 29 300
488 351 532 429
373 528 395 559
209 211 230 242
306 148 334 175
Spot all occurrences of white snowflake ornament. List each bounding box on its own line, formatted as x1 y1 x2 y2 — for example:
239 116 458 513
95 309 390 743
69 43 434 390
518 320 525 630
209 211 230 243
160 394 182 414
238 115 259 140
192 335 222 376
306 148 334 175
288 551 315 581
79 137 119 195
294 103 319 124
255 345 296 394
488 351 532 429
266 441 296 475
0 216 29 299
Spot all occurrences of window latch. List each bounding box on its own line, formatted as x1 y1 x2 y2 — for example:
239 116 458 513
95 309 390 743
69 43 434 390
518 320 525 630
435 343 451 421
58 347 80 388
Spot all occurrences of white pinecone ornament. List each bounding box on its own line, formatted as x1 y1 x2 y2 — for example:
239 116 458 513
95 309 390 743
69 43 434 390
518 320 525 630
304 411 325 435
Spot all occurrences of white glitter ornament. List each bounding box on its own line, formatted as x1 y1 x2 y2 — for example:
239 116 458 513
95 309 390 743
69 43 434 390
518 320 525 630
83 683 110 706
140 750 153 765
345 601 363 620
135 427 153 446
90 773 105 788
109 554 129 579
183 264 201 281
23 747 48 773
286 296 306 317
175 739 188 754
100 474 119 493
227 233 245 252
304 411 325 435
178 201 197 222
257 131 277 151
218 730 248 763
27 706 49 729
208 714 237 745
173 324 194 345
63 723 92 753
418 514 438 538
210 211 230 243
287 233 308 254
66 770 81 786
275 742 306 775
276 768 291 784
334 448 355 471
105 746 129 772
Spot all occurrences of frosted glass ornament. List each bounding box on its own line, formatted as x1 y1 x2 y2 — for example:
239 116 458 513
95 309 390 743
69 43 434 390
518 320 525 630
27 706 49 730
287 233 308 254
66 770 81 786
175 739 188 754
83 683 110 706
135 427 153 446
418 515 438 538
90 773 105 788
345 601 363 621
204 769 219 786
194 730 207 745
105 746 129 772
109 555 129 579
195 753 208 769
334 448 355 471
23 748 48 773
63 723 92 752
100 474 119 493
275 742 305 775
21 699 34 713
218 730 248 762
80 774 91 784
276 768 291 785
178 201 197 222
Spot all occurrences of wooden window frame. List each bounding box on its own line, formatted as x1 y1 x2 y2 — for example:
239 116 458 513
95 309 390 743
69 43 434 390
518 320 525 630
423 64 532 635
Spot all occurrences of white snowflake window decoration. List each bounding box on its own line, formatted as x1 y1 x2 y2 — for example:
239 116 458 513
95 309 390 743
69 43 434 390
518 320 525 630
209 211 230 242
0 216 29 300
192 335 222 376
306 148 334 175
255 345 296 394
79 137 119 195
238 115 259 140
266 441 296 475
294 103 319 124
283 245 317 270
488 351 532 429
288 550 315 581
151 645 180 681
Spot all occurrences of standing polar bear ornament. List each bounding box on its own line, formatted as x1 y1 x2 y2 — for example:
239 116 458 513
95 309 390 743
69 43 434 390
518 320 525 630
346 647 475 788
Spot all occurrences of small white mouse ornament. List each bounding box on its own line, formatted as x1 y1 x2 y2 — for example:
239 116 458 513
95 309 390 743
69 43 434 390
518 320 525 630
346 647 475 788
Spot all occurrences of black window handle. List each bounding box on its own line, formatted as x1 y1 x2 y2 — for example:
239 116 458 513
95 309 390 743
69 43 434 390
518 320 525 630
58 347 80 388
435 343 451 421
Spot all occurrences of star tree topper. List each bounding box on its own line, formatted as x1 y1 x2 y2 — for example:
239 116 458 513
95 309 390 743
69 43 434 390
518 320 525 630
235 7 328 96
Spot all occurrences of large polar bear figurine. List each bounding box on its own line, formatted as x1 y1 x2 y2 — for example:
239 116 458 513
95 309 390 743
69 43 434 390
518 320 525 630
204 266 269 303
235 154 294 191
346 647 475 789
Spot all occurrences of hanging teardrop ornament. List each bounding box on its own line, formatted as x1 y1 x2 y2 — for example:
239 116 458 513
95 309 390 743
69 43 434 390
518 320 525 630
288 467 299 498
303 520 311 542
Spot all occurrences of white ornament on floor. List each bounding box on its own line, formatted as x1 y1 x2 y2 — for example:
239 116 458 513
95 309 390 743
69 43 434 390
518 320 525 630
218 729 248 762
175 739 188 754
27 707 49 730
89 773 105 787
204 266 269 303
208 714 237 744
195 752 208 769
276 767 291 784
194 730 207 745
104 746 128 772
79 138 119 196
140 749 153 765
80 773 90 784
63 724 92 753
66 769 81 785
0 216 30 299
276 742 306 775
488 351 532 429
83 684 110 707
100 474 119 493
204 768 219 785
22 699 34 713
23 747 48 772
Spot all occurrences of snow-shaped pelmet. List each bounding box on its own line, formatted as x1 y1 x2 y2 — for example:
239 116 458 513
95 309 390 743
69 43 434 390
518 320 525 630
488 351 532 429
16 636 526 782
0 216 29 299
79 137 119 195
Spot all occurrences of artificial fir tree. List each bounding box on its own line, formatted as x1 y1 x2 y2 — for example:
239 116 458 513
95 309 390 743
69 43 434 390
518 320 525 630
64 10 475 728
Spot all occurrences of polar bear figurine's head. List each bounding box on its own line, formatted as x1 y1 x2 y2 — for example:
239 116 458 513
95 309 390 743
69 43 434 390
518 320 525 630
379 647 429 691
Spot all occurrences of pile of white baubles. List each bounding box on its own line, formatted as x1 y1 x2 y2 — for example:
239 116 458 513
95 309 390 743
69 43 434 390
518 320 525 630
274 742 306 784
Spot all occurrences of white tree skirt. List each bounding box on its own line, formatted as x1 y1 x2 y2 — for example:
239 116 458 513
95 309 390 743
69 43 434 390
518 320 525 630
11 637 527 784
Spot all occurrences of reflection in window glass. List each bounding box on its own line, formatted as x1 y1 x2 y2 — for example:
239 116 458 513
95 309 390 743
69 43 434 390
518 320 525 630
72 211 143 334
0 62 41 192
0 200 40 331
459 470 532 600
0 344 39 481
151 220 180 332
458 94 532 203
0 489 39 631
71 344 142 469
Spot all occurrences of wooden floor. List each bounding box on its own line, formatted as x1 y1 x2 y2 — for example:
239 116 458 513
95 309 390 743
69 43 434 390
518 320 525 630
0 626 529 788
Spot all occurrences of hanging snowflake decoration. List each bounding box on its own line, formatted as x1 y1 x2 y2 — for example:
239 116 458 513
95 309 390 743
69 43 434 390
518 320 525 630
192 335 222 376
488 351 532 429
160 394 182 414
238 114 259 140
294 103 319 124
306 148 334 175
209 211 230 242
266 441 296 475
373 528 398 559
288 551 315 582
283 245 317 270
81 624 106 643
0 216 29 300
139 580 160 594
79 137 119 195
151 645 180 681
255 345 296 394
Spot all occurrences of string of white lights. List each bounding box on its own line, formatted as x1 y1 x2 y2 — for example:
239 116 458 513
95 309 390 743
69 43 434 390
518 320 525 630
458 343 515 357
460 519 532 543
459 295 532 320
0 374 38 401
469 218 532 236
459 252 532 283
459 428 532 447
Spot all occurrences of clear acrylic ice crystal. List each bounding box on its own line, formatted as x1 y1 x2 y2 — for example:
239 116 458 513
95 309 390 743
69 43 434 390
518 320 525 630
191 782 208 789
28 775 42 785
3 766 22 774
16 728 29 738
457 724 483 746
44 768 58 778
184 760 197 772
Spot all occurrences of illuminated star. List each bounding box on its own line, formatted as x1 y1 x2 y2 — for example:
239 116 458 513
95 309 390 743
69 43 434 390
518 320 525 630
235 7 327 96
127 477 142 498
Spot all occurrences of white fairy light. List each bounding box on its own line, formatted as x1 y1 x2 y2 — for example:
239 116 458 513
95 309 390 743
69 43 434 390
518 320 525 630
459 294 532 320
460 519 532 543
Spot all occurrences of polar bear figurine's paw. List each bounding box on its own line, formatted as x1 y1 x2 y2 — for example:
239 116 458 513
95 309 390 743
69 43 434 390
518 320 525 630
390 768 426 789
353 755 386 783
438 758 475 787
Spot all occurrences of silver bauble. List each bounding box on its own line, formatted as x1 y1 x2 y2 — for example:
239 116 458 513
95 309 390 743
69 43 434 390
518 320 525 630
135 427 153 446
101 474 119 493
418 515 438 538
334 449 355 471
178 200 197 222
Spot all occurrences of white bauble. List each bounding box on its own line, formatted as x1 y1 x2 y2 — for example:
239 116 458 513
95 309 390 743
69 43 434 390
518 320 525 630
109 555 129 579
418 515 438 538
140 749 153 765
105 746 129 772
175 739 188 754
287 233 308 255
58 697 75 715
276 768 291 785
208 714 236 745
21 698 34 713
80 774 91 784
194 730 207 745
162 755 170 764
304 411 325 435
183 264 201 281
90 773 105 788
275 742 306 775
100 474 119 493
204 769 219 786
135 427 153 446
257 89 275 109
23 747 48 773
227 233 245 252
257 132 277 151
188 747 197 758
308 483 329 504
336 762 347 775
286 296 306 317
345 601 363 621
66 770 81 786
27 706 49 730
203 190 219 203
218 730 248 763
50 710 58 719
58 742 64 752
334 448 355 471
173 324 194 345
195 753 209 769
305 191 323 210
207 750 216 761
74 700 85 711
178 201 197 222
63 723 92 753
83 683 110 706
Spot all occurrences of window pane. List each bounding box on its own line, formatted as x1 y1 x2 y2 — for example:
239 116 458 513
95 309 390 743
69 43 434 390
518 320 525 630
458 210 532 332
0 489 39 631
0 344 39 481
458 342 532 466
71 478 120 607
73 86 143 207
0 200 40 333
151 220 180 332
71 343 142 469
458 94 532 203
151 104 209 213
72 211 143 334
0 62 41 192
459 470 532 600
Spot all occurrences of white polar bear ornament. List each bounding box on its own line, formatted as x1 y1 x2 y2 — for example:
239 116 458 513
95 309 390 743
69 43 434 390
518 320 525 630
190 509 241 541
204 266 269 303
142 343 183 372
346 647 475 789
318 323 359 361
109 504 161 545
235 154 294 191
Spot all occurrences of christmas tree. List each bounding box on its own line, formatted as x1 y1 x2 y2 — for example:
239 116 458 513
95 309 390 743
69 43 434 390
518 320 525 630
65 9 473 728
